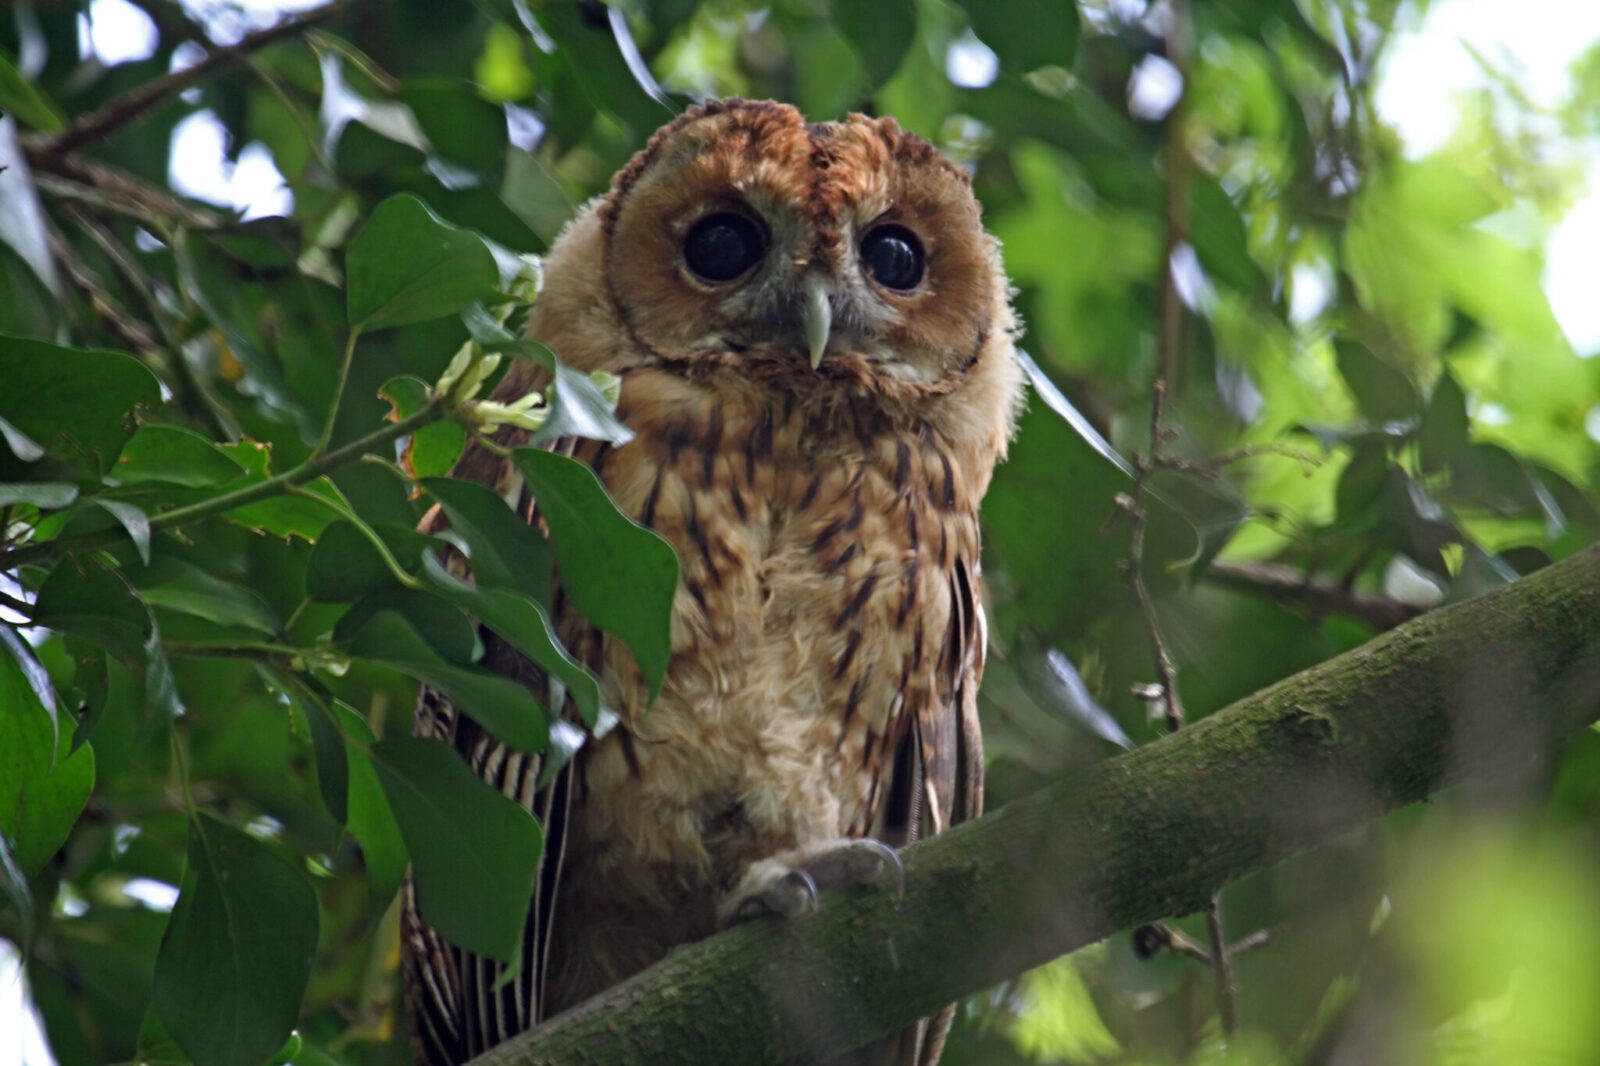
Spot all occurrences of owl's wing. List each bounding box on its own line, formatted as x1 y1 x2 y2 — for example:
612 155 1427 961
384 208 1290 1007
868 552 986 1066
401 435 598 1066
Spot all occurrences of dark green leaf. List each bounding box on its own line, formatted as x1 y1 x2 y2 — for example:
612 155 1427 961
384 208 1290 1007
421 551 605 727
342 610 549 751
334 702 407 908
303 692 348 825
402 79 509 173
346 195 501 332
835 0 917 86
306 519 438 602
966 0 1080 72
422 475 553 607
133 555 281 635
113 425 247 487
0 338 162 472
153 816 319 1066
0 627 93 876
371 736 541 961
1335 341 1421 423
512 448 678 699
1420 371 1469 474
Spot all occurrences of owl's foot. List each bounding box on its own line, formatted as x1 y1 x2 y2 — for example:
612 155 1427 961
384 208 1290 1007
718 839 904 928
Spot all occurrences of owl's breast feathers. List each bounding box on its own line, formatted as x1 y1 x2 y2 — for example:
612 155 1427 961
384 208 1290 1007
574 369 981 862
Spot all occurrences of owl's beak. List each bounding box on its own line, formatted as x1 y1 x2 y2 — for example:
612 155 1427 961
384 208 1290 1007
803 275 832 369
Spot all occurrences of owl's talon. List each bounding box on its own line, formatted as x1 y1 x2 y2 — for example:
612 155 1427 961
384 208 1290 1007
719 840 905 929
724 866 818 926
801 838 905 896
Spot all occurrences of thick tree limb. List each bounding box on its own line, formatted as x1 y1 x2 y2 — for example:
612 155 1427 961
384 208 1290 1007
472 546 1600 1066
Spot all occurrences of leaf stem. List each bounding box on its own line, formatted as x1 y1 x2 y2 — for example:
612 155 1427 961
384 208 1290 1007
315 330 363 456
0 398 447 571
283 484 422 590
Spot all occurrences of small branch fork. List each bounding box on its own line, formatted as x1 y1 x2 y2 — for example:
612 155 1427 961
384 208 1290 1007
23 2 345 163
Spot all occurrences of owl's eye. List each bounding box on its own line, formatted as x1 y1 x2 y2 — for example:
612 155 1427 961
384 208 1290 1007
860 225 925 291
683 213 766 282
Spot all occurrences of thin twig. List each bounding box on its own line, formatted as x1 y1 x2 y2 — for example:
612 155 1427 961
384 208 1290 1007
0 399 448 571
45 225 159 352
1204 558 1423 631
27 3 345 160
1158 0 1194 391
1205 901 1237 1035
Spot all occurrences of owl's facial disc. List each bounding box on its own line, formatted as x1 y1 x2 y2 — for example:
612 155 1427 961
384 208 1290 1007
602 100 995 394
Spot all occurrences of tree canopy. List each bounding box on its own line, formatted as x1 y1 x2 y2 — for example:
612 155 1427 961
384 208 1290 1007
1 2 1597 1065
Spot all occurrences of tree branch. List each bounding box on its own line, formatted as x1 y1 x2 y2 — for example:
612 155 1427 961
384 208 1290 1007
473 545 1600 1065
1204 558 1424 631
25 2 344 161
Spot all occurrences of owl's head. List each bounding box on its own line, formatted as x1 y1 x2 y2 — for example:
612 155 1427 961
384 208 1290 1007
589 99 1012 403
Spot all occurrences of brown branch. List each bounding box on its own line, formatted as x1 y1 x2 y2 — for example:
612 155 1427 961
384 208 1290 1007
475 545 1600 1065
26 2 345 161
1204 558 1424 631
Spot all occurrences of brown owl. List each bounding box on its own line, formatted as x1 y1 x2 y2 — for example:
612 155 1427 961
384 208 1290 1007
402 99 1023 1065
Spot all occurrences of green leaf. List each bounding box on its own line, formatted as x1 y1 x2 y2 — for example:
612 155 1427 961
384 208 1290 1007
306 519 438 602
0 626 94 876
113 425 248 487
1335 341 1421 423
422 476 553 608
1420 371 1470 474
334 703 407 909
512 448 678 699
401 78 509 173
420 551 605 727
346 195 501 332
0 481 77 508
965 0 1080 73
381 375 466 478
0 338 162 472
341 610 549 752
835 0 917 86
371 736 541 962
0 53 64 130
225 488 338 541
90 498 152 565
132 555 281 635
152 816 319 1066
33 561 184 724
302 691 348 824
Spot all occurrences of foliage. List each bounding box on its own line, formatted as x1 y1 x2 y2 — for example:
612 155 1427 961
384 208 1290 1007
0 1 1596 1065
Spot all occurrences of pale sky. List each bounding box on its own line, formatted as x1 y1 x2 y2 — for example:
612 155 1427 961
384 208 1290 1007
4 2 1599 1063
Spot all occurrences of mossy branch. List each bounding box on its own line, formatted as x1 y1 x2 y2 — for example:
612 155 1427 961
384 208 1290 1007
471 545 1600 1066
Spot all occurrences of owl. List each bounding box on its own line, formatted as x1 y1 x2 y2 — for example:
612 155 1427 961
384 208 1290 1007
402 99 1023 1065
